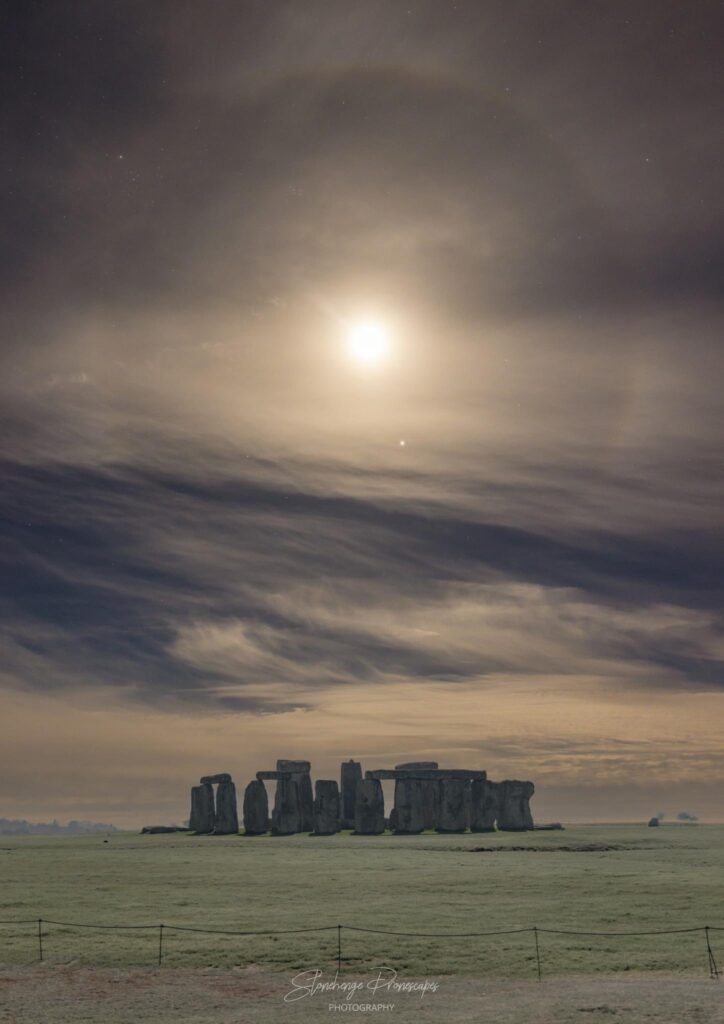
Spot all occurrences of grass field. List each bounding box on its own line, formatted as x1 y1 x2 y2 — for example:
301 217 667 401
1 825 722 979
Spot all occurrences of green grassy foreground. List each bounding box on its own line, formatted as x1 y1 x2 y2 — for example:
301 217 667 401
1 825 722 977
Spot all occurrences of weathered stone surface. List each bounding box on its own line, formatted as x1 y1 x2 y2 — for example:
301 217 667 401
470 779 502 832
256 770 292 781
354 778 385 835
435 779 469 832
340 760 362 828
313 780 340 835
395 761 438 770
366 768 486 781
297 772 314 832
213 780 239 834
387 809 398 831
648 816 660 827
276 760 313 832
276 759 311 773
422 780 441 829
497 780 535 831
189 783 214 834
393 778 426 833
200 773 232 785
271 777 301 835
243 779 269 835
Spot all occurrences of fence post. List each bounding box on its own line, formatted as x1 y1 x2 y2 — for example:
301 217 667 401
337 924 342 974
533 927 541 982
158 924 164 967
37 918 43 962
705 927 720 980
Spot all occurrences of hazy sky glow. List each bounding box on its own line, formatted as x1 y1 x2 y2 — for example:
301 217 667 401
2 2 724 825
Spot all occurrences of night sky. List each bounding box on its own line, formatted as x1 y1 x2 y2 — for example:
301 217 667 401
2 2 724 826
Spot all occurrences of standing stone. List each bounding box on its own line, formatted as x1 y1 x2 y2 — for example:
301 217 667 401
340 760 362 829
243 779 269 835
498 780 535 831
392 778 426 833
189 783 214 834
214 780 239 834
354 778 385 835
271 777 301 835
470 779 502 832
435 778 469 832
277 760 313 832
313 780 340 835
422 780 441 830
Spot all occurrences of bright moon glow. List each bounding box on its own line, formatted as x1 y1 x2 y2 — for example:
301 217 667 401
346 320 390 364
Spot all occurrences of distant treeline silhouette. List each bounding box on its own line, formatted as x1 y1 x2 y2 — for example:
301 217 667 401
0 818 118 835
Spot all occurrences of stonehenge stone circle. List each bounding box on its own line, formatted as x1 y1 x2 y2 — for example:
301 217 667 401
435 778 469 832
470 779 502 832
392 778 426 833
187 759 535 839
340 759 362 828
189 783 214 834
313 779 341 835
243 779 269 835
214 780 239 834
354 778 385 834
497 780 535 831
271 776 302 835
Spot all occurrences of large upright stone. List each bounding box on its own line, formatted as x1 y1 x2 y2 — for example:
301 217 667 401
214 780 239 834
498 780 535 831
277 760 313 832
435 779 469 832
422 780 441 830
354 778 385 835
271 777 301 835
243 779 269 835
313 780 340 835
189 783 214 834
340 760 362 828
470 779 502 832
392 778 426 833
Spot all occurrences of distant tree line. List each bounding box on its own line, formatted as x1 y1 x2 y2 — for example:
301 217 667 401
0 818 118 835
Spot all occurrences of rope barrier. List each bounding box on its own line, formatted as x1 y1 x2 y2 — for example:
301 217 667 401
0 917 719 938
537 925 704 937
39 918 158 930
341 924 532 937
0 915 718 981
163 923 338 936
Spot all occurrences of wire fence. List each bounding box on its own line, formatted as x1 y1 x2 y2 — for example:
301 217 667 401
0 916 720 979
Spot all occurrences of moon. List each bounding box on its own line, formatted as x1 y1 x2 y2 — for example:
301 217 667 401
346 319 390 365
